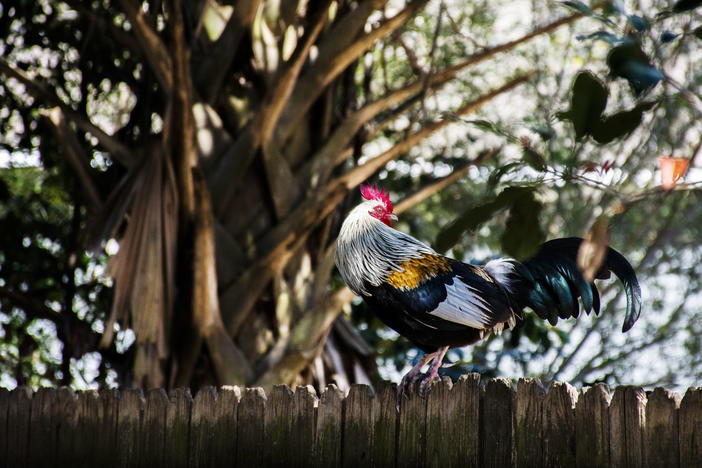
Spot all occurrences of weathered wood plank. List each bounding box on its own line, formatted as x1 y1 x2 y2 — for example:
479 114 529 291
27 387 58 467
370 381 397 467
398 382 427 468
679 387 702 468
264 385 295 467
457 373 481 468
236 387 266 467
117 388 145 468
610 386 646 468
56 386 79 467
426 377 454 468
6 386 32 468
143 388 169 467
575 383 611 468
96 388 121 466
543 381 578 468
315 384 343 468
291 385 318 467
190 386 218 468
75 390 101 467
211 385 240 467
0 387 9 463
514 378 545 468
425 375 480 468
165 387 193 467
644 387 680 468
481 378 515 468
343 383 374 467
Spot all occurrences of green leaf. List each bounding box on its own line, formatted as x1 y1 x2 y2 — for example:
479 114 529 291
522 146 547 171
607 42 662 96
576 31 627 44
589 101 655 144
627 15 649 32
561 1 594 15
558 71 608 140
500 191 544 260
673 0 702 12
434 186 535 253
486 161 524 189
660 31 680 42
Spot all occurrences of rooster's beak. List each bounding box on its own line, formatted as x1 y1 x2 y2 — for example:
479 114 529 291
389 213 398 222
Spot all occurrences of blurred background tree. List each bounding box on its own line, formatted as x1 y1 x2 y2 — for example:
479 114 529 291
1 0 700 392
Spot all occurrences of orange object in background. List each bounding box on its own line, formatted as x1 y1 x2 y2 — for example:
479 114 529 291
659 156 690 190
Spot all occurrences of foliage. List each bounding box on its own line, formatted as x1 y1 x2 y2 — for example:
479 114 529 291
1 0 701 393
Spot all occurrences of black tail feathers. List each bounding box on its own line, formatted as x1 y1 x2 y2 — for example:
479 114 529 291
511 237 642 332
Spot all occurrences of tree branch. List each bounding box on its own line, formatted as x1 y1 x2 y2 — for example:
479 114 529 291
275 0 429 144
394 147 499 214
0 57 137 168
41 107 104 212
196 0 262 102
119 0 174 92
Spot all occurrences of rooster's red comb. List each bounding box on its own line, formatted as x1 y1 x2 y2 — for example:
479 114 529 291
360 184 393 212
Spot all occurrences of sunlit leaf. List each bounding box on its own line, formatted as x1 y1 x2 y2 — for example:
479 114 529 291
561 1 594 15
659 156 690 190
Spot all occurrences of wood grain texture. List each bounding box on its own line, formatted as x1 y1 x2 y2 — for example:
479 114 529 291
315 384 343 468
343 383 374 467
543 381 578 468
644 387 679 468
514 378 545 468
0 379 699 466
679 387 702 468
481 378 515 468
575 383 611 468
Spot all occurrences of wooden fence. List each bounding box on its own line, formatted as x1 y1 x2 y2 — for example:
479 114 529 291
1 374 701 467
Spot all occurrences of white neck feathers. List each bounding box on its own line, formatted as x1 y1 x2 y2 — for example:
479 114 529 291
335 200 434 295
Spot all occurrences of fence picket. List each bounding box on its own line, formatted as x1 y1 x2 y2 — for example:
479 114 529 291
575 383 611 468
211 385 240 467
236 387 266 467
514 378 545 468
0 378 700 467
543 381 578 468
342 383 374 467
644 387 680 468
27 387 57 467
481 378 515 468
679 387 702 468
143 389 169 468
315 384 343 467
165 387 193 466
117 388 145 468
6 386 31 468
56 386 79 467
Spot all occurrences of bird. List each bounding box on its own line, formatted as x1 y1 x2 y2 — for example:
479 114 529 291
334 184 642 399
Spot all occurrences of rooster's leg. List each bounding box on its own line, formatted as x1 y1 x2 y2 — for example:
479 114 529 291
397 351 435 402
418 346 449 395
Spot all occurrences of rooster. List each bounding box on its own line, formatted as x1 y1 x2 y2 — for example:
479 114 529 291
335 184 642 397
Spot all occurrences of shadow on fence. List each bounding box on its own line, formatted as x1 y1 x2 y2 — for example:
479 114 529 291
1 374 701 467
